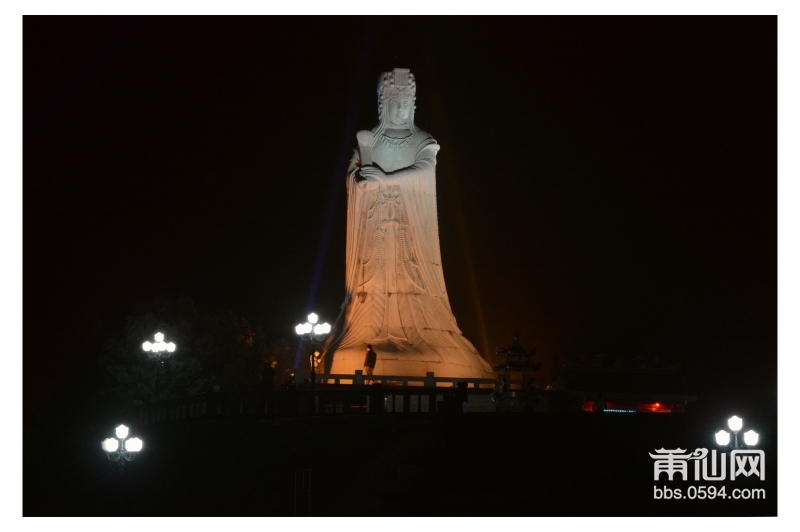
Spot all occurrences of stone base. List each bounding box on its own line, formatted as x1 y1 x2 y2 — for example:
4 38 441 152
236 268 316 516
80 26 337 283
328 343 494 380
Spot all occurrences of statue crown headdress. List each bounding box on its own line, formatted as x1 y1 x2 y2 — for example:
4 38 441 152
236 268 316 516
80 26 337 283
377 68 417 116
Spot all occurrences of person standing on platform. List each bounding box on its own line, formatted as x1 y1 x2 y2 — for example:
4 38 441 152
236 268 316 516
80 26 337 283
363 344 377 384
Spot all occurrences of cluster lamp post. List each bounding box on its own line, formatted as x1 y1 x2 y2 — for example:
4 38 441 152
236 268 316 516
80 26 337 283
142 332 176 400
714 415 759 449
295 313 331 384
101 424 143 475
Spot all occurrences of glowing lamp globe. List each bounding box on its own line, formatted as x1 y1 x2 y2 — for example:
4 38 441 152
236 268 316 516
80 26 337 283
728 415 743 433
308 313 318 324
715 430 730 446
154 332 164 342
743 430 759 446
167 342 176 353
313 324 325 335
295 324 305 335
125 437 144 452
102 438 119 453
143 341 152 351
319 323 331 334
115 424 130 440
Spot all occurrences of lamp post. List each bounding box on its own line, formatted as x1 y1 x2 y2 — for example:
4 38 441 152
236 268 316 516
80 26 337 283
491 334 541 412
142 332 176 400
715 415 759 449
101 424 143 475
295 313 331 384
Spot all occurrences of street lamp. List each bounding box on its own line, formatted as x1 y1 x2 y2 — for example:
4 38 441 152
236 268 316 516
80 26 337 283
295 313 331 384
714 415 759 450
142 331 177 363
143 332 176 399
714 430 730 446
102 424 143 475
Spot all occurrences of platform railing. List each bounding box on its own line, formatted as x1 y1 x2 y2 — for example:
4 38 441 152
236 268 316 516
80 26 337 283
300 370 497 389
137 372 503 425
134 372 575 425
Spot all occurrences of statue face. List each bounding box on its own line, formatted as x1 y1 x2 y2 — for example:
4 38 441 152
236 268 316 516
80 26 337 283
387 96 412 125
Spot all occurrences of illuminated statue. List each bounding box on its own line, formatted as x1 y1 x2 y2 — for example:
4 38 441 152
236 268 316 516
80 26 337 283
325 68 493 379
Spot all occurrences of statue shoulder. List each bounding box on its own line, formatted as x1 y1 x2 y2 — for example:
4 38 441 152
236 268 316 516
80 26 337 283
414 127 440 153
414 127 434 143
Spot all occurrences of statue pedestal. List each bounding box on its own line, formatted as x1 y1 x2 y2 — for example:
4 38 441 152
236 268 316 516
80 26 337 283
329 344 493 380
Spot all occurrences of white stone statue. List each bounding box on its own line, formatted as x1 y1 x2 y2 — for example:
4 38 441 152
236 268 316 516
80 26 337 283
325 68 493 380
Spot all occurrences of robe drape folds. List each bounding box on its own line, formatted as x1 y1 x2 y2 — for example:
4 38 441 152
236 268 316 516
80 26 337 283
326 131 493 379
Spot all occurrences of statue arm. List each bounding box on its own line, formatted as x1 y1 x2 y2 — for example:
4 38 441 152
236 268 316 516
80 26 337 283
360 143 439 186
347 149 360 177
349 150 381 192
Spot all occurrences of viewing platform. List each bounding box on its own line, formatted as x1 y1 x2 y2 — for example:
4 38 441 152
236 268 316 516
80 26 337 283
133 370 697 426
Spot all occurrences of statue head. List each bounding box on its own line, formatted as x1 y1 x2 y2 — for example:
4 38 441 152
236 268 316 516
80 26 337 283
377 68 417 128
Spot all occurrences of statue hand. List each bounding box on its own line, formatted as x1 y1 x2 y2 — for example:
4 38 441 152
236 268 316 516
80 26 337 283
360 166 386 184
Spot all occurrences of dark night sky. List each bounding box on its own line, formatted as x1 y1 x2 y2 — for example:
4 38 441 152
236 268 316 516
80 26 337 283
23 16 776 425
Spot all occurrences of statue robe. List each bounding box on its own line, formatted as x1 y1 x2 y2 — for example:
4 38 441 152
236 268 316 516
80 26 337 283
326 127 493 379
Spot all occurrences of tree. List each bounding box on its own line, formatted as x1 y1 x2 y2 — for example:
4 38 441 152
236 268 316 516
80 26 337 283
97 296 294 411
264 338 295 389
98 297 209 405
195 312 268 393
